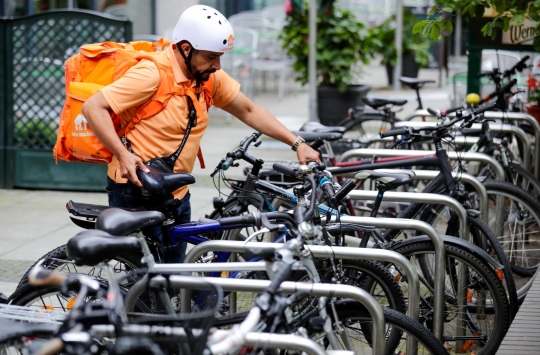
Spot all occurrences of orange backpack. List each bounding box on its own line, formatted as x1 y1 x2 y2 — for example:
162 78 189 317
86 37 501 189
54 38 211 166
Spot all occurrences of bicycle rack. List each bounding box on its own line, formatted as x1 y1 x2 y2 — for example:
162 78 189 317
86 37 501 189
483 111 540 179
339 148 505 181
403 110 539 177
334 169 488 224
392 120 532 171
184 240 420 321
181 216 445 343
168 275 386 355
344 190 469 241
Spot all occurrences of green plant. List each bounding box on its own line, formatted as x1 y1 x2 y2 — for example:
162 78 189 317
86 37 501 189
280 2 376 92
15 119 57 148
369 10 433 68
414 1 540 51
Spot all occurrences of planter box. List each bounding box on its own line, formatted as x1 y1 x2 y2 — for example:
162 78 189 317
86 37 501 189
385 53 420 86
317 85 371 126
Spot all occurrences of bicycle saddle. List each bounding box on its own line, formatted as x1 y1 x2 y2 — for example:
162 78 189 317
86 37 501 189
354 170 415 191
291 131 342 142
137 165 196 196
299 122 346 134
399 77 435 90
97 208 165 236
67 229 141 266
363 98 408 109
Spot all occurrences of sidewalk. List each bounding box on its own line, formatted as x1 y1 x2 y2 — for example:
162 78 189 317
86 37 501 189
0 63 458 296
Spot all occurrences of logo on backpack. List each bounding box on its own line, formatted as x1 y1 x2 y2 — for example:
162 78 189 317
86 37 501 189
72 114 94 137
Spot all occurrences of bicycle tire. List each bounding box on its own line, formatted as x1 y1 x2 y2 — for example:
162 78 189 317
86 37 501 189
475 179 540 276
418 205 518 321
389 240 509 355
311 302 449 355
479 161 540 199
15 244 143 291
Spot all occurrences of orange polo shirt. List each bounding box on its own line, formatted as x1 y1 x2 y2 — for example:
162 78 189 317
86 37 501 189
101 45 240 199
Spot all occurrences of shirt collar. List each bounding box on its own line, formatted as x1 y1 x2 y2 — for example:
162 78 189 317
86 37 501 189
166 45 194 85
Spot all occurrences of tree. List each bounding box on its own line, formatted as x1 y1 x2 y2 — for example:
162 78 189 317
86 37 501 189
414 1 540 51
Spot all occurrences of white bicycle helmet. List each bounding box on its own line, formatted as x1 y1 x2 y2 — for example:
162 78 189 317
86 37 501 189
172 5 234 53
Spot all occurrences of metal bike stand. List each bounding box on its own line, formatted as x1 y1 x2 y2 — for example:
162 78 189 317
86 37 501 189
401 111 538 174
184 240 420 321
326 216 446 342
346 190 468 241
392 121 533 170
168 275 386 355
339 148 506 181
152 261 305 273
483 111 540 179
244 333 327 355
335 169 488 224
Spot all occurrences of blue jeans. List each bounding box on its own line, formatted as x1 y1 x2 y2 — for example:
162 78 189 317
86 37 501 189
106 177 190 263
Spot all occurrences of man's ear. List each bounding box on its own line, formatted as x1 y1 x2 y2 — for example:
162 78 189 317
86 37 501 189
179 42 192 57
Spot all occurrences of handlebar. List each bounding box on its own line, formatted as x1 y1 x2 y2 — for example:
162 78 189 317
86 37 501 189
480 78 518 103
29 264 68 287
380 127 410 138
273 163 299 179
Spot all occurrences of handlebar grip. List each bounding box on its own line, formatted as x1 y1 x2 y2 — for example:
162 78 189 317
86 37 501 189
221 157 234 171
380 127 409 138
473 102 498 115
219 214 257 227
332 180 356 205
29 268 68 287
426 108 439 116
272 163 298 178
309 137 325 150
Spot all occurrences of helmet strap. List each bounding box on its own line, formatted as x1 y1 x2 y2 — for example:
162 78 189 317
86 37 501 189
177 41 194 75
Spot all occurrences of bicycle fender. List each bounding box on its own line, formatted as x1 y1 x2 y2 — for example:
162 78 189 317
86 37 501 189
391 235 504 270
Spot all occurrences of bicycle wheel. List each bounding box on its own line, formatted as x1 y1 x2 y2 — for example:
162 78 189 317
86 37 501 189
390 240 509 355
479 161 540 199
16 244 142 290
471 179 540 276
418 205 518 320
309 302 449 355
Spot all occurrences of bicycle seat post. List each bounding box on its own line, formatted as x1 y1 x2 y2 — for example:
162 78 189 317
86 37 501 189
358 183 387 248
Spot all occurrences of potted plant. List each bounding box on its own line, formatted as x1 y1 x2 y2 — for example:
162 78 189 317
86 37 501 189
526 74 540 124
280 0 375 125
368 10 433 86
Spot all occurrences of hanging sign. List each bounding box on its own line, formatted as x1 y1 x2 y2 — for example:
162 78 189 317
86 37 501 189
502 19 538 45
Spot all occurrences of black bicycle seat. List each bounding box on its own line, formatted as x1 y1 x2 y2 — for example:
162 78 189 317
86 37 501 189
363 98 408 109
299 122 346 134
67 229 141 266
137 165 196 196
399 77 435 90
96 208 165 236
354 170 415 191
291 131 342 142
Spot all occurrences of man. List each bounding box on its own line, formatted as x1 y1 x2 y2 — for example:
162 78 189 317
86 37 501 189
81 5 319 262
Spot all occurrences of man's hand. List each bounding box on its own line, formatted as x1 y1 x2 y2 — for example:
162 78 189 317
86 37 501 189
118 151 150 188
296 143 321 164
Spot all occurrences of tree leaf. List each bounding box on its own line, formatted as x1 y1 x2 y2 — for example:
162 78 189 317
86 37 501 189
430 24 441 41
512 14 525 26
534 37 540 52
442 7 453 12
413 20 427 34
503 17 510 31
444 21 453 34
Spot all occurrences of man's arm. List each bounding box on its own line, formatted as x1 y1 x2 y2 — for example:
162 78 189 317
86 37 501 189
222 92 320 164
81 92 149 187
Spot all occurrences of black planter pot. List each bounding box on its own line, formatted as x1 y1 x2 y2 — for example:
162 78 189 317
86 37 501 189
317 85 371 126
385 52 420 86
